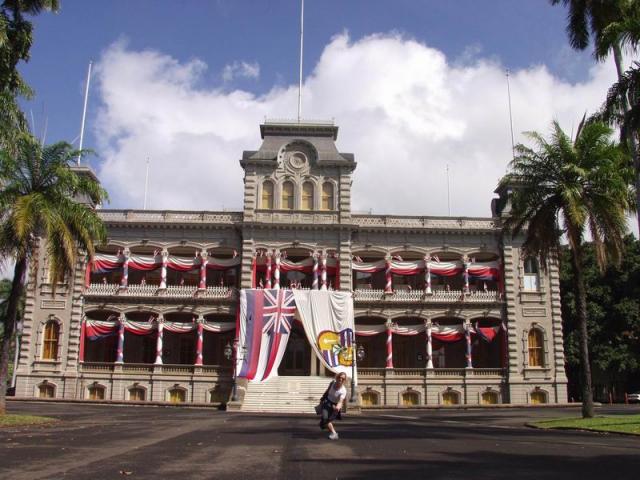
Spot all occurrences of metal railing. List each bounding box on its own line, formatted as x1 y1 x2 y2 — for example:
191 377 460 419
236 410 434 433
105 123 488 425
84 283 235 300
352 289 502 303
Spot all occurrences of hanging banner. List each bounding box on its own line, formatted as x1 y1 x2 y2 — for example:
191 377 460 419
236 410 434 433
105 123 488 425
292 289 355 379
237 289 296 382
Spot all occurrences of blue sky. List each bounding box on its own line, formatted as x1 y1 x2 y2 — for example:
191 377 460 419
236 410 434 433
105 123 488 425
16 0 632 235
21 0 590 160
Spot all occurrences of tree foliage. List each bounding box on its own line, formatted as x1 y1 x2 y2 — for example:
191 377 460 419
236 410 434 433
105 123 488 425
561 236 640 398
501 119 634 417
0 133 107 414
0 0 59 150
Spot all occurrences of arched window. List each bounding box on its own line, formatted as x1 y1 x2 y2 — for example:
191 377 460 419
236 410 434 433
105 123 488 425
530 390 547 404
88 385 105 400
39 384 55 398
169 388 186 403
321 182 334 210
129 387 146 401
442 391 460 405
528 328 544 367
301 181 314 210
261 181 274 209
42 321 60 360
361 391 379 406
401 391 420 406
281 181 294 210
481 391 499 405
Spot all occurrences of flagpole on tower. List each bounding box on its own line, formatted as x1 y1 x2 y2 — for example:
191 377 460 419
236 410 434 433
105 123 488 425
506 69 516 160
143 158 150 210
297 0 304 123
77 61 93 165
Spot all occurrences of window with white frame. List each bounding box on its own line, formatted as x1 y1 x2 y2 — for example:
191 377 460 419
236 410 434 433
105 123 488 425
523 257 540 291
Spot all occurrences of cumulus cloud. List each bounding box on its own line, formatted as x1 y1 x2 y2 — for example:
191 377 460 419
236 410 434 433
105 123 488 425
94 32 620 222
222 61 260 82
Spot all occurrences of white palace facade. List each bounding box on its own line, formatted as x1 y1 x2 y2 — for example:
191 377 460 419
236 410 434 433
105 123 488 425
14 121 568 408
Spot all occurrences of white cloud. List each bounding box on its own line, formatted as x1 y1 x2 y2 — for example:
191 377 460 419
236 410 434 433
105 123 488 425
222 61 260 82
94 32 628 229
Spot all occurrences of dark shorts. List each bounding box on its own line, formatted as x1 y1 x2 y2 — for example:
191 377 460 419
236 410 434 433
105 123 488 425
319 399 342 429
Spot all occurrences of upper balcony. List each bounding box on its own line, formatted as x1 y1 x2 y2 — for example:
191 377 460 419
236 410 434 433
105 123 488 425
353 288 502 304
84 283 236 301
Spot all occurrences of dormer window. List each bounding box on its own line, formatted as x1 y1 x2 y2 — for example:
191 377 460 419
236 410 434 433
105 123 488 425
321 182 334 210
261 181 274 209
282 181 294 210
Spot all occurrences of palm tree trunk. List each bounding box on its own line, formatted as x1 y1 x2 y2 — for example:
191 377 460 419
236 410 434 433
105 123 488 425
0 256 27 415
613 44 640 234
571 246 595 418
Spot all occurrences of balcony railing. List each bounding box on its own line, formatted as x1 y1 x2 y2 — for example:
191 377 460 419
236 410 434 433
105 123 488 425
80 362 233 376
84 283 235 300
353 289 502 303
358 368 504 378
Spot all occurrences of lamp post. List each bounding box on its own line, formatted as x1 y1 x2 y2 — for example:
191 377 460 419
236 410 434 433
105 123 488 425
225 339 246 402
350 331 365 403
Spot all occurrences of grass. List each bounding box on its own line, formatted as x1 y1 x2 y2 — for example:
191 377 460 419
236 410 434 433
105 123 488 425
0 414 57 428
532 414 640 435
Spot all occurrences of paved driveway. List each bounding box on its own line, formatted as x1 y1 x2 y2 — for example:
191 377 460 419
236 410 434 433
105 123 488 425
2 402 639 479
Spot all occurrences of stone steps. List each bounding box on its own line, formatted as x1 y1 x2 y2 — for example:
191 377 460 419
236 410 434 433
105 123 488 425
241 376 331 413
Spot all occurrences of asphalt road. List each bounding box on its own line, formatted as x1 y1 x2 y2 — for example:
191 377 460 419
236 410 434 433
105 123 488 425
2 402 639 479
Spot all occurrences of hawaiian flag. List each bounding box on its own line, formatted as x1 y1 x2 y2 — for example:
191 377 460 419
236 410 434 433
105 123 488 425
238 289 297 382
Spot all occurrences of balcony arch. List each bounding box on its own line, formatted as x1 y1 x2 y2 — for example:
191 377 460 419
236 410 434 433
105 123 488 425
430 317 466 369
354 316 387 368
469 317 505 369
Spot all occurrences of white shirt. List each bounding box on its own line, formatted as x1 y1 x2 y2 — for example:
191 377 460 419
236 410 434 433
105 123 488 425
326 382 347 404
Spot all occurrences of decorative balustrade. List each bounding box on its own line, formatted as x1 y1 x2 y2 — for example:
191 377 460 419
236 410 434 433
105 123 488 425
84 283 235 300
98 210 242 225
358 368 504 379
80 362 233 376
353 289 502 304
352 215 497 231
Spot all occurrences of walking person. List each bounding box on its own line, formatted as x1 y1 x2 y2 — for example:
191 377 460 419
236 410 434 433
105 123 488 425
319 372 347 440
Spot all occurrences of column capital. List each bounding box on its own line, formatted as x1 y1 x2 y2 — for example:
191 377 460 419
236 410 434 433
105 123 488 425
156 314 165 324
196 314 205 324
118 313 126 323
199 249 208 260
122 247 131 258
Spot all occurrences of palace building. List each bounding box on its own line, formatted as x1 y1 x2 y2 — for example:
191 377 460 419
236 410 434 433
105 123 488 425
14 120 568 409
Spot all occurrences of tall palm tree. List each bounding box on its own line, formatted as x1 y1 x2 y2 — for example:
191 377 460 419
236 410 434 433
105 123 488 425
0 133 107 414
550 0 640 231
501 119 635 418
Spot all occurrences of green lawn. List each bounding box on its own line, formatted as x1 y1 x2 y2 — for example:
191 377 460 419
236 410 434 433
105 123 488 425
0 414 57 428
532 415 640 435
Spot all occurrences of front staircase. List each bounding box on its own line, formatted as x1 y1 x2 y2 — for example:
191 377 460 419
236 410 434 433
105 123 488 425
240 376 331 413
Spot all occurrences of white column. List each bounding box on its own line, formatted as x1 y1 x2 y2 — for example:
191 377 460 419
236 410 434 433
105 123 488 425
155 316 164 365
273 250 281 290
312 252 319 290
426 319 433 369
159 249 168 289
320 251 328 291
120 248 130 289
198 250 208 290
424 255 432 294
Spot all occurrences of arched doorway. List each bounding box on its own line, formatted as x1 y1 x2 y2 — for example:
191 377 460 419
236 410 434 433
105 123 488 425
279 321 311 376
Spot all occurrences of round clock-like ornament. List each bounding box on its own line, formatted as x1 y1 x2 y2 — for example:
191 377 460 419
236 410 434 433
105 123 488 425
287 151 307 171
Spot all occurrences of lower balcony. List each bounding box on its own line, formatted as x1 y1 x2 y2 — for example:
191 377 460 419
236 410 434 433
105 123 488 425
358 367 505 379
79 362 233 377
